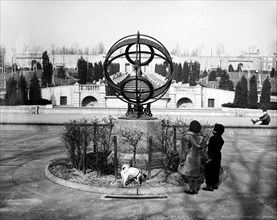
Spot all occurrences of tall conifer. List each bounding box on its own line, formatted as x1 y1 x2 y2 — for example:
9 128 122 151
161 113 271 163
29 74 41 104
240 75 248 107
41 51 53 87
18 74 28 105
248 75 258 108
5 77 18 105
260 76 271 104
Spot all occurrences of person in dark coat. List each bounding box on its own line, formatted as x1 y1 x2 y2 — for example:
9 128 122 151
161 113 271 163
203 123 225 191
251 109 271 125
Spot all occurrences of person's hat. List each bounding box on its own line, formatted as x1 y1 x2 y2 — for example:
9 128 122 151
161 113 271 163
214 123 225 136
189 120 202 133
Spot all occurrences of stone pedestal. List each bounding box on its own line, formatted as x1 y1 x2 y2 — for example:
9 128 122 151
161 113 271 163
112 118 164 169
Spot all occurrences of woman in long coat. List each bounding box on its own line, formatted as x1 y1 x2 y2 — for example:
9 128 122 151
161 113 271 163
178 120 205 194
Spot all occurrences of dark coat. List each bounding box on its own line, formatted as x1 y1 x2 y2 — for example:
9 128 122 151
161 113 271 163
260 113 270 125
205 133 224 186
208 134 224 162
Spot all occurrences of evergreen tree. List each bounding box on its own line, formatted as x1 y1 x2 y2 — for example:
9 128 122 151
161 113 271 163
234 81 242 106
37 62 42 70
248 75 258 108
5 77 18 105
182 62 189 83
109 63 115 76
270 67 276 77
93 62 99 81
92 61 104 82
86 62 93 82
154 64 159 74
115 63 120 73
189 61 200 86
219 70 234 91
219 71 231 90
176 63 182 83
240 75 248 107
236 63 243 72
77 56 87 84
172 63 178 82
41 51 53 87
201 69 208 78
228 80 235 91
18 74 28 105
260 76 271 104
208 71 217 81
228 64 234 72
29 74 41 104
162 62 168 78
216 68 224 77
98 61 103 81
194 62 200 81
57 66 66 79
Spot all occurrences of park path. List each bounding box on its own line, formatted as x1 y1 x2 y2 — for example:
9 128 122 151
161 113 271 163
0 129 276 219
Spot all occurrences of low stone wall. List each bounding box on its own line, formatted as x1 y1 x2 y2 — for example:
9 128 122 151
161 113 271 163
1 105 276 118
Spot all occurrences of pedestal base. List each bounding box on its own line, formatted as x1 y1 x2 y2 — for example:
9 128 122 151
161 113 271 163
112 118 164 169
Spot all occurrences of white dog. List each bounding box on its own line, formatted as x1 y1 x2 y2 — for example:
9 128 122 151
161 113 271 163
120 164 143 187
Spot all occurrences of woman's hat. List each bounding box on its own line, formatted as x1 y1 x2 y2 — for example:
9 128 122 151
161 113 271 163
189 120 202 133
214 123 225 136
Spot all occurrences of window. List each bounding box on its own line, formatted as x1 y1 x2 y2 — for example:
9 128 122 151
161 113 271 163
60 96 67 105
125 63 131 73
208 99 215 107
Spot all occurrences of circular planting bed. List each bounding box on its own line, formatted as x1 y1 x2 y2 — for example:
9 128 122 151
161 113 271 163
46 158 192 194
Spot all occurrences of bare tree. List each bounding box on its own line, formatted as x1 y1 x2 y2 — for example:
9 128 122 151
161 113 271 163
31 46 42 54
196 43 204 56
49 44 56 55
23 44 29 53
97 42 105 54
170 43 180 56
248 45 256 55
71 42 79 54
182 48 190 56
78 48 83 55
191 49 198 56
215 44 225 56
84 46 90 55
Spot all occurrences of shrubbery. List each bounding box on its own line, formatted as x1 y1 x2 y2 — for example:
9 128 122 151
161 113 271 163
60 117 213 177
61 117 114 176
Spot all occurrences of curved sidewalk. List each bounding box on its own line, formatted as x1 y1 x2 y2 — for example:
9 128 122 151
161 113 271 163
0 124 276 219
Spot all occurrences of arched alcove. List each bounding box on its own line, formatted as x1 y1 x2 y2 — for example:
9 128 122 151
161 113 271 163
82 96 98 107
177 97 193 108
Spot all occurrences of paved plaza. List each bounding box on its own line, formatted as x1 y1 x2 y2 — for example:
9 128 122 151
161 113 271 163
0 123 276 220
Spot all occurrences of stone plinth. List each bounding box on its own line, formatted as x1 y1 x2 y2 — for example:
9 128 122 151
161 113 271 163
112 118 164 169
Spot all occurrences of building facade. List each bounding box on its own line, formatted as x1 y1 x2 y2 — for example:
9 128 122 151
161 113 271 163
41 83 235 109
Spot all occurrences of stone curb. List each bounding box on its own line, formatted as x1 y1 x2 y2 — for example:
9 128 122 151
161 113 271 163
45 160 186 195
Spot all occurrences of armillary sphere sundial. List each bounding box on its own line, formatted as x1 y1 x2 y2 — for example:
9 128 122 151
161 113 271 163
103 32 173 119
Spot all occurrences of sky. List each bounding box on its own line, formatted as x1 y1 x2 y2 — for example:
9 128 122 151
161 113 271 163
1 0 276 59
